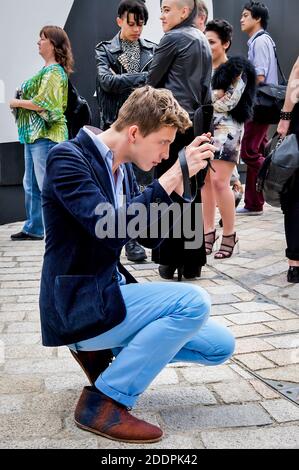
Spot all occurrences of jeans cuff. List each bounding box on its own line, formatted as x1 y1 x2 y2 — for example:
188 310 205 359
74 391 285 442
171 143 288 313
95 376 137 409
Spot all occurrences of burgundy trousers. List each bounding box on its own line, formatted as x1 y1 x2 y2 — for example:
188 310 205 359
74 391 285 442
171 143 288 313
241 120 269 211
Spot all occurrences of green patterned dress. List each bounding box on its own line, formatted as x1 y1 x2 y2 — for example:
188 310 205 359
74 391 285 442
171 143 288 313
17 64 68 144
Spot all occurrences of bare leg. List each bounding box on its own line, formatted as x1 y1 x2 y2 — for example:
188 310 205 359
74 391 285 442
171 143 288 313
210 161 235 236
202 170 217 233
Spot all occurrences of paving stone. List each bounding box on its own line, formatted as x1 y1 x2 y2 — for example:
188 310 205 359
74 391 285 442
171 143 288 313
235 353 276 370
229 324 273 338
0 413 62 439
45 374 87 392
136 386 217 410
262 349 299 366
181 365 240 384
264 319 299 333
0 376 44 394
235 338 274 354
211 381 260 403
211 294 240 305
4 344 53 360
0 395 25 414
0 438 97 449
0 303 39 312
212 317 234 327
233 302 280 313
0 287 39 297
229 363 253 380
256 262 288 277
263 333 299 349
0 281 40 288
266 309 298 320
249 380 280 399
26 391 78 415
161 403 272 431
226 311 276 325
97 433 202 450
149 368 179 387
6 322 41 334
0 333 41 346
261 399 299 422
205 285 247 295
253 284 278 295
258 365 299 383
211 304 240 316
201 425 299 449
4 358 78 375
234 292 256 301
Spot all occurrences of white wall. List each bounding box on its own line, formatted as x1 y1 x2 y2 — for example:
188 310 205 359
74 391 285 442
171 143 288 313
0 0 74 143
144 0 214 42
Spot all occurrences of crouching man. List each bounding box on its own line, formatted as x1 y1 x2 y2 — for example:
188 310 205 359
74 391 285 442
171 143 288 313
39 86 235 444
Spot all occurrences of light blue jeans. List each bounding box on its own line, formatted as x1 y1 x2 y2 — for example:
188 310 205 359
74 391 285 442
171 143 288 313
22 138 56 237
69 283 235 408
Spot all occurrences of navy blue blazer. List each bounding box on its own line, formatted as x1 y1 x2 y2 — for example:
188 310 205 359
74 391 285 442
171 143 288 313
39 129 174 346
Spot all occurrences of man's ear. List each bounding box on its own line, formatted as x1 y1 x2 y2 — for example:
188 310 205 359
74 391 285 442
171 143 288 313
128 125 139 143
116 17 123 28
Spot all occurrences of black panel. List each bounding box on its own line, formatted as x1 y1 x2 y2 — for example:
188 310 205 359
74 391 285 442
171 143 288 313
213 0 299 78
64 0 122 126
0 186 25 225
0 142 24 186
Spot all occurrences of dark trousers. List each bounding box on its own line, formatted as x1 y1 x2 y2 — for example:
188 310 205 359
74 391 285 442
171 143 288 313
283 170 299 261
241 120 269 211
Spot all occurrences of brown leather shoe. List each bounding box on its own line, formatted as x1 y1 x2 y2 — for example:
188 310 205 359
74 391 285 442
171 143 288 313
75 386 163 443
70 349 114 385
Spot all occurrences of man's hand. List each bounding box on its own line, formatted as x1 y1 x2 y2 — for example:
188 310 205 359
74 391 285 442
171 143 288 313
158 133 216 197
184 134 217 177
277 119 291 137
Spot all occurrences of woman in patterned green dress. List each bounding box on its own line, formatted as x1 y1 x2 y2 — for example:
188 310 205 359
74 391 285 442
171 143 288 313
9 26 73 240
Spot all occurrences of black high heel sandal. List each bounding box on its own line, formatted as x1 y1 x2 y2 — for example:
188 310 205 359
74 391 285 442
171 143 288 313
214 233 239 259
204 230 219 255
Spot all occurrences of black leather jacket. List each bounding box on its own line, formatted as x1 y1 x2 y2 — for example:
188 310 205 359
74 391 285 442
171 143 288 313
95 33 156 129
147 26 212 120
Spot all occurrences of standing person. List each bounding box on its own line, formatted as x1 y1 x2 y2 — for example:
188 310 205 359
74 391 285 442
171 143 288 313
95 0 156 262
195 0 208 32
202 20 256 259
147 0 212 280
277 56 299 283
9 26 72 241
40 86 235 443
237 1 278 216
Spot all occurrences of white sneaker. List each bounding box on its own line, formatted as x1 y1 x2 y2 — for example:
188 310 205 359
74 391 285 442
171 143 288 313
236 207 263 216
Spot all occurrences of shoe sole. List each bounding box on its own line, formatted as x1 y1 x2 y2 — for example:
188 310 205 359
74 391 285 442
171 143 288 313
126 256 147 262
75 420 163 444
236 212 263 216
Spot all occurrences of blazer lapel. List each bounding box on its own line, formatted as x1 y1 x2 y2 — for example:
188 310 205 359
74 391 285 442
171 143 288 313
76 129 115 206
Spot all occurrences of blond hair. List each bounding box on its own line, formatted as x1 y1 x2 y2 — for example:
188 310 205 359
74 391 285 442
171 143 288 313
113 86 192 136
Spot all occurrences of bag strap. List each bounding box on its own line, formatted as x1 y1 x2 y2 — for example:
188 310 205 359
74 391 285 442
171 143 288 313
178 148 194 202
252 31 287 85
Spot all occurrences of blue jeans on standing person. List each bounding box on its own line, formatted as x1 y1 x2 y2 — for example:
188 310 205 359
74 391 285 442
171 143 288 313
22 138 56 237
69 282 235 408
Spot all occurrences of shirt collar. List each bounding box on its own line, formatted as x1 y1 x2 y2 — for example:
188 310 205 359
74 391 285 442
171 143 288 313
247 29 264 46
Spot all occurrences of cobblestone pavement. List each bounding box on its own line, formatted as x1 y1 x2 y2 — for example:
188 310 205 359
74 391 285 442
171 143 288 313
0 204 298 449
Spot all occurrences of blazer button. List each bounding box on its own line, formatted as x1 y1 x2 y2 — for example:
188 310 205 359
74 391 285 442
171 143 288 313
112 274 117 281
155 198 162 203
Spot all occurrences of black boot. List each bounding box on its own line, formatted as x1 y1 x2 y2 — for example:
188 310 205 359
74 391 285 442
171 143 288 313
125 240 147 262
287 267 299 283
183 266 202 280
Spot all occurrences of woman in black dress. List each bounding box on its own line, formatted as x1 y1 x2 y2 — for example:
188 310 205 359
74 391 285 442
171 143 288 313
147 0 212 280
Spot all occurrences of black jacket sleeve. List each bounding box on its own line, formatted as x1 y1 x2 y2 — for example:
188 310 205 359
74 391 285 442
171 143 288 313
147 33 178 87
95 44 148 94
